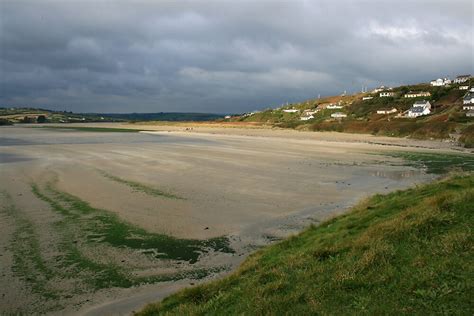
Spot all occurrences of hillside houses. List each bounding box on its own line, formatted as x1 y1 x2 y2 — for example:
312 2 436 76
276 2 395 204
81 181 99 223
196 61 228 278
407 100 431 118
404 91 431 98
454 75 470 84
282 109 299 113
430 78 451 86
459 85 469 90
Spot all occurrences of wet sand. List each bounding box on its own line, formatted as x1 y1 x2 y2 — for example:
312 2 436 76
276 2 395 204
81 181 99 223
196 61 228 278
0 124 459 314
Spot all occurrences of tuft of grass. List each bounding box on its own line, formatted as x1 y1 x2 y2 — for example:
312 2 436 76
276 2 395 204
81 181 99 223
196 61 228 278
98 170 183 199
386 151 474 174
137 174 474 315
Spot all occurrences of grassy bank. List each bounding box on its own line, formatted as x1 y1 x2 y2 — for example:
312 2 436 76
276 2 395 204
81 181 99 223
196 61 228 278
138 174 474 315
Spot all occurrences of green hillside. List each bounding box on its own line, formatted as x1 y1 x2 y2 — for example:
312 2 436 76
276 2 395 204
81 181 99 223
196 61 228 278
138 173 473 315
226 79 474 147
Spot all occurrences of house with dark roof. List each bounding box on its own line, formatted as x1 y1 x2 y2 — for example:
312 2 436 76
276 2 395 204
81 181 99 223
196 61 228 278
407 100 431 118
463 92 474 105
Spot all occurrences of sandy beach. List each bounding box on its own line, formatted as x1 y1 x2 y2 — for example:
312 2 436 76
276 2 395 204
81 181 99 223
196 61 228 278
0 124 465 314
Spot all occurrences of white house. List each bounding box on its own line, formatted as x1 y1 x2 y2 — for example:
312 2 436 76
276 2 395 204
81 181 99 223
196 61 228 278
372 86 391 93
303 109 318 115
459 86 469 90
430 78 451 86
376 108 398 115
463 104 474 110
331 112 347 118
463 92 474 105
300 115 314 121
454 75 470 84
326 104 344 109
404 91 431 98
380 91 395 97
466 110 474 117
283 109 299 113
224 115 231 119
362 96 374 100
407 100 431 118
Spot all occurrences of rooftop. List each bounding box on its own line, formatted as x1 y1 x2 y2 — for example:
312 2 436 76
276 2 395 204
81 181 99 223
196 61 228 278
409 107 426 113
414 100 429 105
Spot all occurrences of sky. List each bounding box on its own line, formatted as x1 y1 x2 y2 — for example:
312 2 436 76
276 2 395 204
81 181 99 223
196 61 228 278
0 0 473 113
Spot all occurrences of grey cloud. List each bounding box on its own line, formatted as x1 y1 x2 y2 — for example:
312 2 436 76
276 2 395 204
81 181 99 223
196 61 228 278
0 0 472 113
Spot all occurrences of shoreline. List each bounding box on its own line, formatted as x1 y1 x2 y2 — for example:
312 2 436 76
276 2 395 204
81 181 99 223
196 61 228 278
0 124 468 315
29 121 473 153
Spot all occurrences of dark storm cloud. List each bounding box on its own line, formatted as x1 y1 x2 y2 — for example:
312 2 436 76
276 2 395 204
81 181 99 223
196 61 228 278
0 0 472 113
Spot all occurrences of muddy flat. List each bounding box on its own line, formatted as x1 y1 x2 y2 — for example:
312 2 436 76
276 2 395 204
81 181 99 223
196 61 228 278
0 125 454 314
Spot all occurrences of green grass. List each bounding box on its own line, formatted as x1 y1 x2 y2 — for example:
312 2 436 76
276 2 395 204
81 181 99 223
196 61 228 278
387 152 474 174
137 174 474 315
24 181 234 296
32 126 144 133
0 191 59 301
31 182 233 264
98 170 183 199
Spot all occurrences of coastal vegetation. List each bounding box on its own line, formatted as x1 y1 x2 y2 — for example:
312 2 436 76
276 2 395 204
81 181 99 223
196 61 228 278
138 173 474 315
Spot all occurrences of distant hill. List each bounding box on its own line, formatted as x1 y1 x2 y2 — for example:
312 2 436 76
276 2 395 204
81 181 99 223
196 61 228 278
100 112 225 122
0 108 225 124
